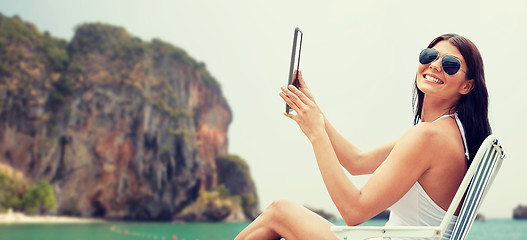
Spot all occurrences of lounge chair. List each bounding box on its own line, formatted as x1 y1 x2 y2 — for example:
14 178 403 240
331 135 505 240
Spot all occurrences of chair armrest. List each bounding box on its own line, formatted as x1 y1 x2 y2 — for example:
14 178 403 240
330 226 443 240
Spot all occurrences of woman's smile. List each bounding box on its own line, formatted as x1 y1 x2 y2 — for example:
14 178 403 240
423 74 444 84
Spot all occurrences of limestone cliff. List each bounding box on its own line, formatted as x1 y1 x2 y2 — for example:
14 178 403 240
0 14 258 221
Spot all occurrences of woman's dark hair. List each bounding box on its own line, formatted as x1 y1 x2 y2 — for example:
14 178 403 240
412 33 491 164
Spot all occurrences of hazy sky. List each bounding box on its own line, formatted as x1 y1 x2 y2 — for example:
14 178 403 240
2 0 526 219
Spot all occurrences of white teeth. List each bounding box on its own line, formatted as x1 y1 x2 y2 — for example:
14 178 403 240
425 74 443 84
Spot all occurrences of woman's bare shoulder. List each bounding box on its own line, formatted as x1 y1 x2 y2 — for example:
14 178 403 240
400 121 464 161
401 122 445 145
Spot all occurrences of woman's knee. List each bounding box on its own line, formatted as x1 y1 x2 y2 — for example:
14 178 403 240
261 199 335 239
268 199 298 212
264 199 301 222
234 200 297 240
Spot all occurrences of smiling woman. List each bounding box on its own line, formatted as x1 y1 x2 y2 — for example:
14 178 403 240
234 33 491 240
413 33 491 164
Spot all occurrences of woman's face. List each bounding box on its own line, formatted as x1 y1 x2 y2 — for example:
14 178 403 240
416 40 473 103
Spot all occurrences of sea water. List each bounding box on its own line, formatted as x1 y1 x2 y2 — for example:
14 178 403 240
0 219 525 240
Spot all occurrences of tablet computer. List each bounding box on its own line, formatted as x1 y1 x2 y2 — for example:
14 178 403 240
286 27 303 113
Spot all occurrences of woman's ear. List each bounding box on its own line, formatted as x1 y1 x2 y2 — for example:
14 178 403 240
459 79 475 95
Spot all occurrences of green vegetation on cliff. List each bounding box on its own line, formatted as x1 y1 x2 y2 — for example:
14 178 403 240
177 185 240 222
175 154 260 222
0 14 219 115
68 23 147 65
0 171 56 214
217 154 259 219
0 13 69 75
150 38 218 87
0 171 23 212
21 180 56 214
67 23 219 87
0 13 72 136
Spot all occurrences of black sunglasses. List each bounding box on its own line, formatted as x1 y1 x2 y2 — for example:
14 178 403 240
419 48 466 75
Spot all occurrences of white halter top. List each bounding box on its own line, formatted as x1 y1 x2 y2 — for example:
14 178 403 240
432 113 469 160
382 113 468 240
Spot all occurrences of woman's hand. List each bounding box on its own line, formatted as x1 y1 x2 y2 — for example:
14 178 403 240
294 70 317 105
280 84 326 141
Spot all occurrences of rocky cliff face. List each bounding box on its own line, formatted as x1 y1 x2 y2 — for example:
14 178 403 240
0 14 258 221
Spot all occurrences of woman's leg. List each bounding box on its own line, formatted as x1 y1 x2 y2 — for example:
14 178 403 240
234 199 338 240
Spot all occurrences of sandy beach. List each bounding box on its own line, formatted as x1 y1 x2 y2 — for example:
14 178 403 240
0 209 104 224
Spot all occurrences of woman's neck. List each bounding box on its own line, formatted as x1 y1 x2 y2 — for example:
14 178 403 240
421 96 457 122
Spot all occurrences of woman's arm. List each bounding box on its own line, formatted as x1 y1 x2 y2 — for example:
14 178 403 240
323 119 396 175
280 85 437 226
293 71 395 175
